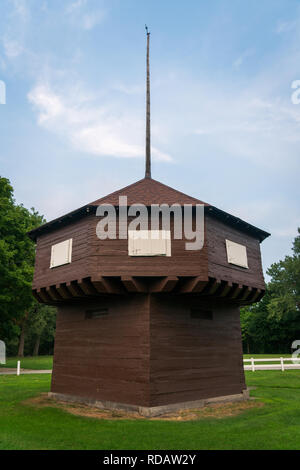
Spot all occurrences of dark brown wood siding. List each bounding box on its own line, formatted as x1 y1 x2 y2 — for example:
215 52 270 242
51 295 150 407
32 215 95 290
51 293 246 408
33 212 264 292
89 215 208 278
206 214 265 290
33 214 209 289
149 295 246 406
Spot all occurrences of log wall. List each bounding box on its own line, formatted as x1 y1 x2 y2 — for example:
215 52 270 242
150 295 246 406
51 295 150 406
206 214 265 289
51 294 246 408
32 215 94 289
33 213 265 291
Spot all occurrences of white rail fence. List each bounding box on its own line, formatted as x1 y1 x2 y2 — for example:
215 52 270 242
244 357 300 371
2 359 300 375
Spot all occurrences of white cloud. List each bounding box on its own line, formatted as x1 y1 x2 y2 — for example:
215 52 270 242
1 0 30 62
10 0 30 22
27 83 172 162
276 20 296 34
233 49 254 69
0 57 6 71
82 11 105 30
191 86 300 170
65 0 87 14
3 37 24 58
65 0 106 30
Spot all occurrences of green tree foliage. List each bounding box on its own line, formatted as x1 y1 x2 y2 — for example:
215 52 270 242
241 228 300 353
0 176 56 355
25 303 56 356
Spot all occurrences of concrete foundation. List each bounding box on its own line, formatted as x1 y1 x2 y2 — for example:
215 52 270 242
48 389 250 418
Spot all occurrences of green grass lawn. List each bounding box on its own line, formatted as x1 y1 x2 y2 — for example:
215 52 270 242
0 370 300 450
0 356 53 370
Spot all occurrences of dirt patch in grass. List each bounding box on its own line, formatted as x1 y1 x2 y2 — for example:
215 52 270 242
23 394 264 421
183 400 264 420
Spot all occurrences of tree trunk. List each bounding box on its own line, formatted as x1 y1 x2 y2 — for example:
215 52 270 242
17 322 26 357
33 335 40 356
247 341 250 354
17 311 29 357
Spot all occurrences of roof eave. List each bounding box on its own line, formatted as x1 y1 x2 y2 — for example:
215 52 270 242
27 202 270 243
27 205 96 241
206 206 270 242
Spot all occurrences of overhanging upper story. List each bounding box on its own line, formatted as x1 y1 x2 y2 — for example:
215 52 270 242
28 178 270 305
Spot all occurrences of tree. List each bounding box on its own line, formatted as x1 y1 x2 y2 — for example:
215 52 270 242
266 228 300 352
0 176 45 353
241 228 300 353
25 303 56 356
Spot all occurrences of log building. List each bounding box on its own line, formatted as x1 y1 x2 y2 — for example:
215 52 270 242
28 30 270 416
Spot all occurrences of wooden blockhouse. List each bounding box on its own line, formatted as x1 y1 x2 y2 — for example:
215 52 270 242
28 30 270 415
28 177 269 414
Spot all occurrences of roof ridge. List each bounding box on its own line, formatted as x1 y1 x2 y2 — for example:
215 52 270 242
27 177 270 242
89 177 208 206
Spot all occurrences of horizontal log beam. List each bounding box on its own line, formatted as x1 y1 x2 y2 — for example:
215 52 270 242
32 289 43 303
66 281 85 298
160 276 179 292
90 277 107 294
91 277 126 295
78 278 98 296
151 276 179 293
237 286 252 301
121 276 148 293
255 290 265 302
37 288 52 303
219 281 233 297
56 284 73 300
228 283 243 299
178 277 207 294
46 286 63 302
207 278 221 295
33 277 265 303
200 278 216 296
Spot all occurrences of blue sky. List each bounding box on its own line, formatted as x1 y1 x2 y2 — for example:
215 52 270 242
0 0 300 278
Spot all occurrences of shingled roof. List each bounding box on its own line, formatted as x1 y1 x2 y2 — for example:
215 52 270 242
89 178 208 206
27 177 270 242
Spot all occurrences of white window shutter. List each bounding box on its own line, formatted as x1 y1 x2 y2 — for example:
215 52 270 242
50 239 73 268
225 239 248 269
128 230 171 257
